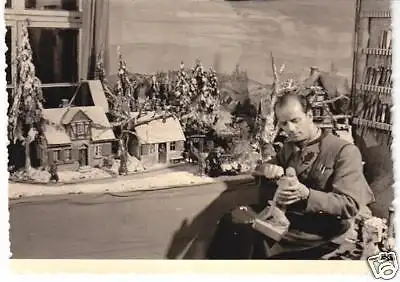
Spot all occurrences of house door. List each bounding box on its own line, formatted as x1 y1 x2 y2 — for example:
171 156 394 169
158 143 167 163
79 147 88 166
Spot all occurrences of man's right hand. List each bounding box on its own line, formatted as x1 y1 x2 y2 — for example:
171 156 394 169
253 163 284 179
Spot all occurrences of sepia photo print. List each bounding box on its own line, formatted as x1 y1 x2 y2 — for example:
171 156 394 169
4 0 397 272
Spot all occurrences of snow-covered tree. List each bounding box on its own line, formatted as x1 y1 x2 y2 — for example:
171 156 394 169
8 20 44 173
115 47 136 112
110 48 138 174
95 51 118 110
169 60 223 136
251 53 288 160
97 49 177 175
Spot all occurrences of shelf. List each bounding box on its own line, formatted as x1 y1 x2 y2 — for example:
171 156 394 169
352 117 392 131
361 11 391 18
361 48 392 56
314 115 351 120
356 84 392 95
318 124 334 129
355 89 392 105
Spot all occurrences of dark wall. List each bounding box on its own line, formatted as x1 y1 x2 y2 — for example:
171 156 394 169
352 126 394 219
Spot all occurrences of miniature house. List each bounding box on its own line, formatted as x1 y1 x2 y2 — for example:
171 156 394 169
40 106 116 170
127 112 186 166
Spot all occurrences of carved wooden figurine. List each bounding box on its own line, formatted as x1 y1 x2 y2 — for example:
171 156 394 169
360 217 387 259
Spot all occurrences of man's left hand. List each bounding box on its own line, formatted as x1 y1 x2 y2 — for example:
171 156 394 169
277 168 310 205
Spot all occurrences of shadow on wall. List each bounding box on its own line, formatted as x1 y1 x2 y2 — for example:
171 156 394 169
165 178 259 259
352 126 394 220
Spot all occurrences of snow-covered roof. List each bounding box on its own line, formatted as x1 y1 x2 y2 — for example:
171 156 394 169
60 107 91 125
130 111 163 123
85 80 109 113
42 106 116 145
133 112 186 144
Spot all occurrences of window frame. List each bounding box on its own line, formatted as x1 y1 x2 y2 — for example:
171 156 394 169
169 141 176 151
71 121 90 140
6 22 17 92
140 144 149 156
52 149 61 162
94 144 102 158
5 0 83 100
64 148 72 161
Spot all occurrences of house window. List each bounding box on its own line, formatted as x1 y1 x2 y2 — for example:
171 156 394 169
170 142 176 151
25 0 79 11
149 144 156 154
141 144 148 156
76 123 84 135
6 25 14 104
64 149 72 161
226 96 233 105
71 122 90 140
53 150 61 162
28 27 79 85
94 145 102 157
6 26 11 85
5 0 82 109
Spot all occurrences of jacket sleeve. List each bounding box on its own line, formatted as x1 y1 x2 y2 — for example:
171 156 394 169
304 144 374 219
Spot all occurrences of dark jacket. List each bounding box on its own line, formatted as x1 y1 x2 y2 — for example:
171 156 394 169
261 131 375 248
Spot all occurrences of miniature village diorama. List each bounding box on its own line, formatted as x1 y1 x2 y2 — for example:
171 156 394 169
7 20 395 259
7 20 353 184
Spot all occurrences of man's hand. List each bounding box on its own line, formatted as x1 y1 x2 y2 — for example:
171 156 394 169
277 167 310 205
253 163 284 179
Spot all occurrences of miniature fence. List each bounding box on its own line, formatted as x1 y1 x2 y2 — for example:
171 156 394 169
351 0 393 219
352 0 392 134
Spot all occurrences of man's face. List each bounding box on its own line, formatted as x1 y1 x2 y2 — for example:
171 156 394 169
275 98 314 142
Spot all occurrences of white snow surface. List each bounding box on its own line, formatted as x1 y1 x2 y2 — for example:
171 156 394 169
110 155 145 173
10 167 112 184
59 169 111 182
9 171 217 198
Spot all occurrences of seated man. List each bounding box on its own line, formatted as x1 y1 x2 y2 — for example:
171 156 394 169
207 92 375 259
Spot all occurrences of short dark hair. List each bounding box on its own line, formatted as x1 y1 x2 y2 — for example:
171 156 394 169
274 92 312 114
273 92 313 125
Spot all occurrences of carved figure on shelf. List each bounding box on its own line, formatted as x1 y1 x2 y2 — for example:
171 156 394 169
361 217 388 259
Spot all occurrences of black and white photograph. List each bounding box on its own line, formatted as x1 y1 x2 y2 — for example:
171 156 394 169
2 0 398 277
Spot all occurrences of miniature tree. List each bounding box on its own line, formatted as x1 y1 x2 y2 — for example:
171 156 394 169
118 48 136 111
161 60 227 172
150 74 160 110
207 66 220 97
155 71 170 109
112 48 136 174
262 54 285 143
8 20 44 173
95 51 120 112
231 64 249 97
98 49 176 174
172 60 222 136
95 48 137 174
255 53 287 160
172 61 192 113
